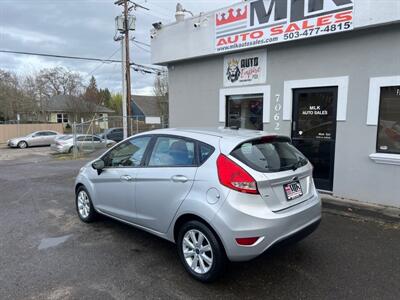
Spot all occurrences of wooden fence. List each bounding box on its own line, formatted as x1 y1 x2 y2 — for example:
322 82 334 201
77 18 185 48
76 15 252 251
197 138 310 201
0 124 64 144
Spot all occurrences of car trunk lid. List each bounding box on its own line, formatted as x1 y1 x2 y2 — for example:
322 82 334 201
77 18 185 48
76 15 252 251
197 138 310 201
256 167 314 212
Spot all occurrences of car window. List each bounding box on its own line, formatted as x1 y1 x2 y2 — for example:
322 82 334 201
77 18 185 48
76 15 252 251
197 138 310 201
199 143 214 164
34 132 46 137
149 136 196 167
77 136 86 142
59 135 72 141
104 136 151 168
45 132 57 136
231 136 308 173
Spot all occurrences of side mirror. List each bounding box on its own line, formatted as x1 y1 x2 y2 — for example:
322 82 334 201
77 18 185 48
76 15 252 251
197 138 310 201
92 159 105 175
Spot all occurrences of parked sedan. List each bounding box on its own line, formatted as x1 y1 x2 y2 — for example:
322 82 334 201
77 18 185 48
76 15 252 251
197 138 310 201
75 128 321 282
7 131 60 148
99 127 124 143
51 134 116 154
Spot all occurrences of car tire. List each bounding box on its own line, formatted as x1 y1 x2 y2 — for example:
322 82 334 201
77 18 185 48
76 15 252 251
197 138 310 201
18 141 28 149
177 220 226 283
75 186 98 223
69 146 78 153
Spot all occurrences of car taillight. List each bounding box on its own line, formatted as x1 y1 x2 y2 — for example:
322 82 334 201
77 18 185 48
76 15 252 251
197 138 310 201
216 154 258 194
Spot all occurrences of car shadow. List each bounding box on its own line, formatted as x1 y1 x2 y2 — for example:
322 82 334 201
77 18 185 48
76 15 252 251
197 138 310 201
89 215 319 289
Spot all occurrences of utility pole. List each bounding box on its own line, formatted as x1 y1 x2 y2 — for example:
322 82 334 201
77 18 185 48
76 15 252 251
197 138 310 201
114 0 149 138
123 0 132 137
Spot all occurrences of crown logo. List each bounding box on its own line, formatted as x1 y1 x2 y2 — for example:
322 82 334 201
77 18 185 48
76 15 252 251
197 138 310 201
216 6 248 26
228 59 239 68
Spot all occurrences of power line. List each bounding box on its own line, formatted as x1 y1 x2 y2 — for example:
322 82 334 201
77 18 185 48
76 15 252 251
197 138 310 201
0 49 121 64
133 39 150 47
133 42 151 53
0 49 165 73
87 47 121 76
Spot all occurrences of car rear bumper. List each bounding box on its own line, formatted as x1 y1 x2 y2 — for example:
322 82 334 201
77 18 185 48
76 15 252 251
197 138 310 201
211 192 321 262
51 145 68 153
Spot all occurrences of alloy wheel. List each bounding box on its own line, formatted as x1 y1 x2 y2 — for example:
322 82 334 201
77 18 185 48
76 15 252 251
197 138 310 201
77 190 91 219
18 141 27 149
182 229 213 274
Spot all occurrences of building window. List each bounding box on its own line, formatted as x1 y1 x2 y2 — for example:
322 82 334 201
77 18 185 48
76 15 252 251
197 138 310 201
226 94 263 130
377 86 400 154
57 113 69 124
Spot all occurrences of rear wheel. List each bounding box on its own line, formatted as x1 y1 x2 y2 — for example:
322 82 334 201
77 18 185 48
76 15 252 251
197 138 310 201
18 141 28 149
76 186 97 223
177 220 226 283
69 146 78 153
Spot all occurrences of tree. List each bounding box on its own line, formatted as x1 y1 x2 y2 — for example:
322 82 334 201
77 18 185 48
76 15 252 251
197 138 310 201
153 73 169 126
0 69 36 122
84 76 102 105
34 67 84 121
153 73 168 97
99 88 112 108
109 93 123 116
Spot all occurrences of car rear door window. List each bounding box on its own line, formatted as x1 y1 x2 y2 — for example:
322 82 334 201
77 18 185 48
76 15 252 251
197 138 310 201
199 143 214 164
104 136 151 168
148 136 196 167
231 136 308 173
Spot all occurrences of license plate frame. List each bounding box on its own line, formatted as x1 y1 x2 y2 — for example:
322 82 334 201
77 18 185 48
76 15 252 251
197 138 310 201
283 181 303 201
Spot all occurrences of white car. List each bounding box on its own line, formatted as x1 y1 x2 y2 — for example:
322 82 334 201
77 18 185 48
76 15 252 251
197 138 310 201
51 134 116 154
7 131 60 148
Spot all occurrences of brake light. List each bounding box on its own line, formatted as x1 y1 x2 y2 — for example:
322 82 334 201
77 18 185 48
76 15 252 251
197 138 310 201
216 154 258 194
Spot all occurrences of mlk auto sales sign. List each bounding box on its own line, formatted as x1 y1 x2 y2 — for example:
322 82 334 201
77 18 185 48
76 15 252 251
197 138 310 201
215 0 354 52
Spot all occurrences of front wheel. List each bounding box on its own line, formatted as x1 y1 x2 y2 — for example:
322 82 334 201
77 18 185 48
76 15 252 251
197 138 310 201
18 141 28 149
177 220 226 283
76 186 97 223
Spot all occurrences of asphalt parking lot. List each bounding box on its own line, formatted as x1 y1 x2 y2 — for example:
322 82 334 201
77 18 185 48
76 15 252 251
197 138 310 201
0 150 399 300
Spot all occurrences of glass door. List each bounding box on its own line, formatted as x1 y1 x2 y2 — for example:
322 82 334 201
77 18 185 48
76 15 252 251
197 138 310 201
292 87 338 191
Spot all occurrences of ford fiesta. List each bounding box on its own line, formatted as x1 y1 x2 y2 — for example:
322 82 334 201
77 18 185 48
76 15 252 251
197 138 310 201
75 128 321 282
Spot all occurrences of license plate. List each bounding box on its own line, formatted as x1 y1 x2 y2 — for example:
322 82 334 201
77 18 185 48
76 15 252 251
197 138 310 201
284 181 303 201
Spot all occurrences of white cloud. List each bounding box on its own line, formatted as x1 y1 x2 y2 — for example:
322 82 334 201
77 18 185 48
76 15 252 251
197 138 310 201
133 86 155 96
0 26 65 45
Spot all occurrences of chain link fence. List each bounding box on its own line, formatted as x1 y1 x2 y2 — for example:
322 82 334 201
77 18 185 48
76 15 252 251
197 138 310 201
70 115 167 158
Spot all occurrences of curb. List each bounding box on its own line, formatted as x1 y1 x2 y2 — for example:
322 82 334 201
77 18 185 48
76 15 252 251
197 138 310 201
321 194 400 222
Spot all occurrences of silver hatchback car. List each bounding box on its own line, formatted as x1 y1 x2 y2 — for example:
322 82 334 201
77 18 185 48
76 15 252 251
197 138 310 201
75 128 321 282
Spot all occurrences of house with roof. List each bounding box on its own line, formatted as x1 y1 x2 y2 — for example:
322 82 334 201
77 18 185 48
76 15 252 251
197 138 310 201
131 95 168 126
46 95 113 128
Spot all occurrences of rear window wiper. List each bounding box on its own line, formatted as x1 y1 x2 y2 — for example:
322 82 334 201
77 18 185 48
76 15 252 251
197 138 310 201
291 158 307 171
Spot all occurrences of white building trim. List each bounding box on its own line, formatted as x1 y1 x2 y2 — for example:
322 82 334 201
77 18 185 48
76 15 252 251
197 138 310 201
283 76 349 121
219 85 271 124
369 153 400 166
366 75 400 126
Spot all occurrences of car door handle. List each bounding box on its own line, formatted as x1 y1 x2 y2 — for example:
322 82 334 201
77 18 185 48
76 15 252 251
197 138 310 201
171 175 188 183
120 175 134 182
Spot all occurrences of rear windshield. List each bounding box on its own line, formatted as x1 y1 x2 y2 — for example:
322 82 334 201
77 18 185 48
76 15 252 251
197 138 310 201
231 136 308 173
58 135 72 140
